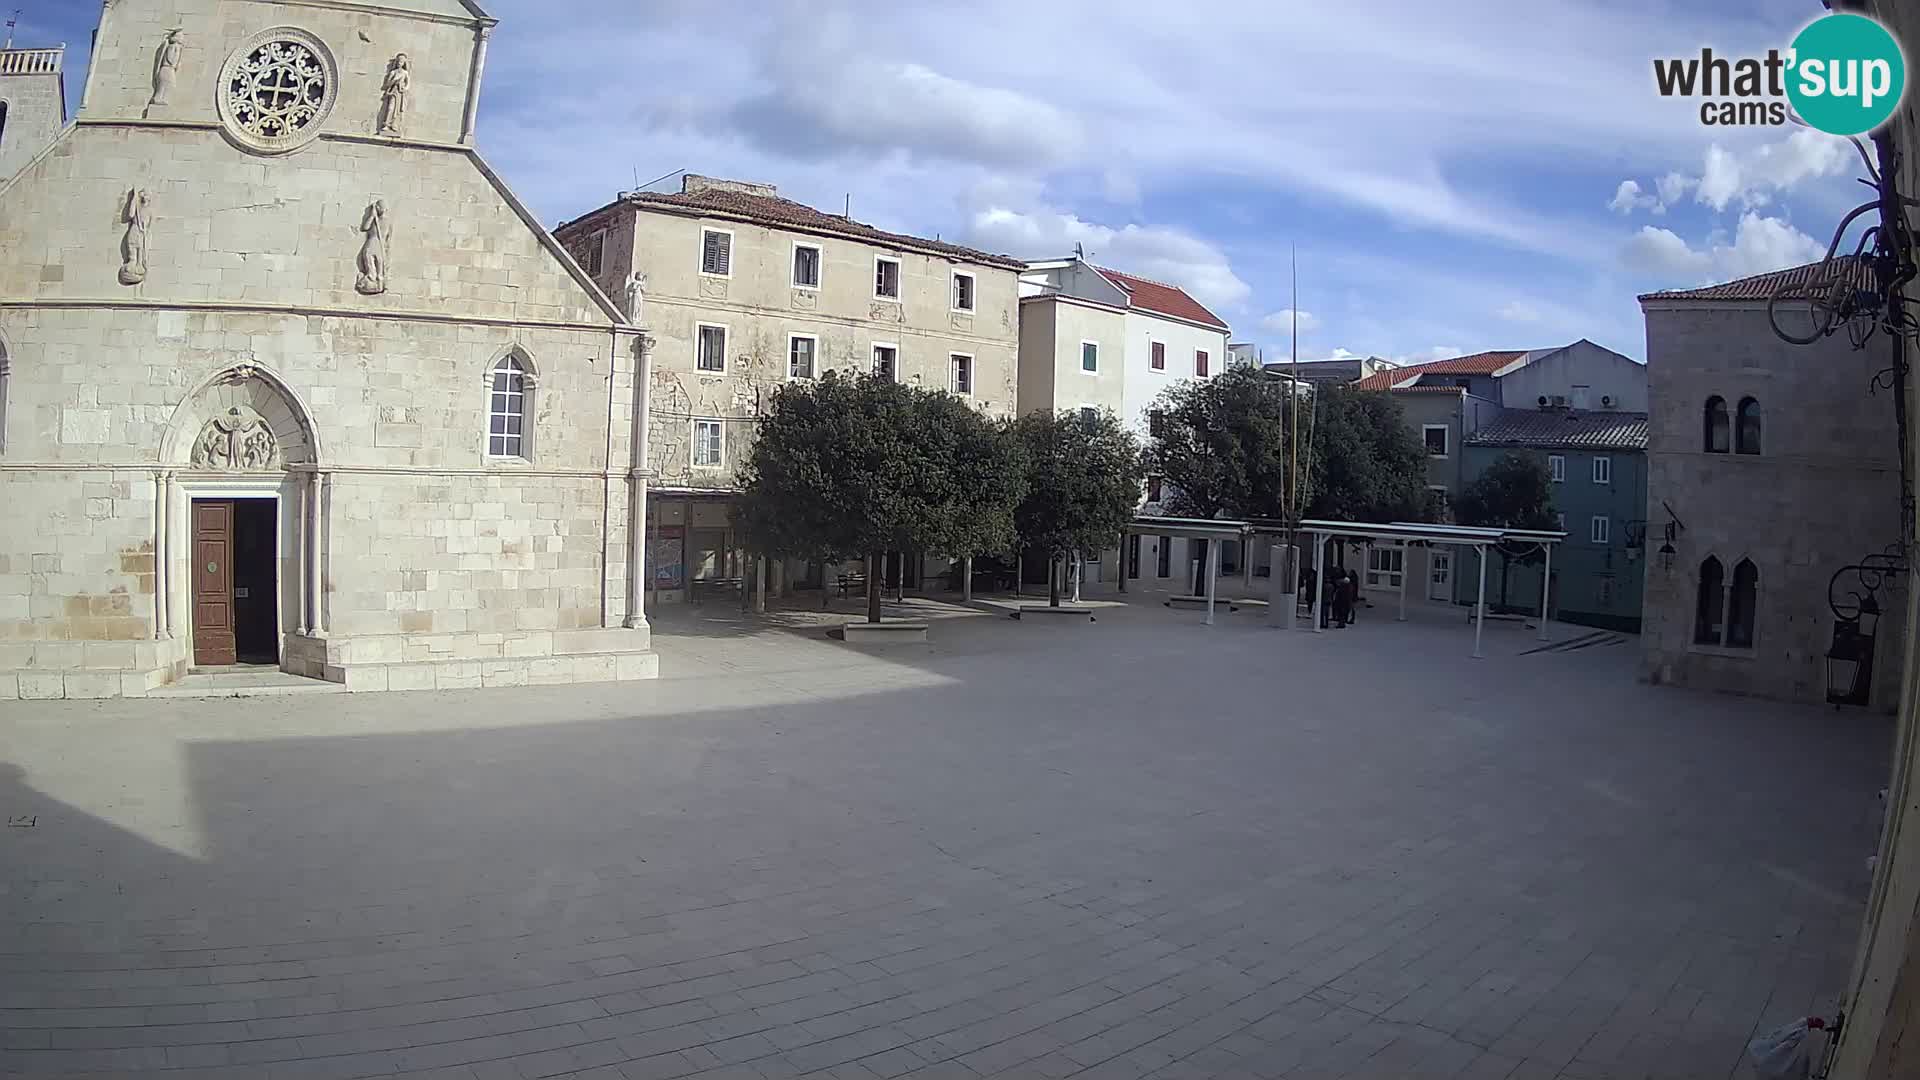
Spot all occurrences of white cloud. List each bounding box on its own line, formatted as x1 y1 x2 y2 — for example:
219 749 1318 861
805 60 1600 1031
1691 131 1854 211
1621 213 1823 281
1655 172 1697 208
966 206 1251 313
1498 300 1544 322
1607 180 1659 215
1260 309 1319 334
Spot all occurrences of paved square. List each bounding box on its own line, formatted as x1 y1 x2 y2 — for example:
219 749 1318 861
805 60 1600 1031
0 597 1891 1079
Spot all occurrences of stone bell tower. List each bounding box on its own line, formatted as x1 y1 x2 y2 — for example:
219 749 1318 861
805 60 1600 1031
0 37 65 183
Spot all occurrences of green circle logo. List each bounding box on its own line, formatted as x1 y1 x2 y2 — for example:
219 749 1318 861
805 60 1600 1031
1787 13 1907 136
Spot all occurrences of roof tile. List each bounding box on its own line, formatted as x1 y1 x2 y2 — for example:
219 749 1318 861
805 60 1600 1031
618 189 1025 270
1466 408 1649 450
1353 350 1526 390
1091 266 1229 330
1637 254 1872 303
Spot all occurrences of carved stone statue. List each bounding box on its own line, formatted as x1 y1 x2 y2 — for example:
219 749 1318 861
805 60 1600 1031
190 407 280 471
355 199 390 295
118 188 151 286
145 29 183 117
377 53 411 136
623 270 647 324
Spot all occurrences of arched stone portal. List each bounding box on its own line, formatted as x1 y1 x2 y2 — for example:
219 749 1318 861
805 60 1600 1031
157 367 324 672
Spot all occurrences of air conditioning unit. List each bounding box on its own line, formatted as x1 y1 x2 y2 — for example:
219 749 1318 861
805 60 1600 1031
1549 395 1568 407
1601 394 1615 408
1537 395 1549 407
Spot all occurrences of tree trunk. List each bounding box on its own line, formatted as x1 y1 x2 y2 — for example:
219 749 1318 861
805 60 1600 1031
1190 539 1209 596
866 552 882 623
1498 554 1512 609
1049 554 1062 606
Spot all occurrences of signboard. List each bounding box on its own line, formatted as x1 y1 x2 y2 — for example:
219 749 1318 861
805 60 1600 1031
650 525 685 590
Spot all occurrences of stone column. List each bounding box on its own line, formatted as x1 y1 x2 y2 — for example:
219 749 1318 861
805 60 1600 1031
153 471 169 639
624 481 649 628
164 471 182 637
309 471 328 636
296 472 311 636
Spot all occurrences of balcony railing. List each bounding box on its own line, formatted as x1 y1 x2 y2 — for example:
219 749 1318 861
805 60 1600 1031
0 48 63 76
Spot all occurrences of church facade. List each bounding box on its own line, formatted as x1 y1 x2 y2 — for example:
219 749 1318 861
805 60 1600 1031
0 0 659 697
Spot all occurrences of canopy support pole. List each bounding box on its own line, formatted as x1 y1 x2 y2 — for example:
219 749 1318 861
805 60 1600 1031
1203 541 1219 625
1538 544 1552 641
1473 543 1488 659
1310 533 1325 634
1398 545 1409 622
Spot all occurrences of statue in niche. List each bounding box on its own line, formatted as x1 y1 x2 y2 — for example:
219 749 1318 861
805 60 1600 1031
377 53 411 136
145 28 183 117
191 407 279 471
118 188 151 286
355 199 390 295
623 270 647 324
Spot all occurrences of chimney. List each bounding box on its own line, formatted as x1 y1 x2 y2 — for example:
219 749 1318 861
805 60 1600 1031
682 174 777 198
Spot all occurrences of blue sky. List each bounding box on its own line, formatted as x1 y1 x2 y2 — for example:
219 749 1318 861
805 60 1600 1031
22 0 1881 364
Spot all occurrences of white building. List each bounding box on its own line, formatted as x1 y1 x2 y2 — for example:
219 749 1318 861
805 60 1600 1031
1015 255 1231 592
0 0 658 697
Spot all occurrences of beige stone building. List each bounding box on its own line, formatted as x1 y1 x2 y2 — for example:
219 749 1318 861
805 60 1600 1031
0 0 658 697
0 42 66 182
556 176 1022 601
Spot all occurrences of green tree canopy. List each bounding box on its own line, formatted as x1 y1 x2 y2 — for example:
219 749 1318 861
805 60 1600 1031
1455 451 1558 607
1145 365 1296 520
732 373 1026 621
1013 409 1146 604
1303 387 1436 523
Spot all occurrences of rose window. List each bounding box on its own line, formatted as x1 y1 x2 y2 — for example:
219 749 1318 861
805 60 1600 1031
217 29 337 154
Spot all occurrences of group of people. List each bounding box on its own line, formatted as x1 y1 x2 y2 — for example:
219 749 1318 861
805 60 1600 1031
1300 566 1365 628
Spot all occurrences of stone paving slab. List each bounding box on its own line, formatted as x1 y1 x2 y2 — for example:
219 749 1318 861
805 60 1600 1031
0 595 1890 1079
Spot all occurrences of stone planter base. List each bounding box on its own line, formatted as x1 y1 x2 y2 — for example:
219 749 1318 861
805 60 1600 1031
836 621 929 644
1166 595 1240 611
1014 605 1095 621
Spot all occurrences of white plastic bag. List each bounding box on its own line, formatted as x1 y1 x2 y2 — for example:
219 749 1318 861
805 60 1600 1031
1746 1018 1815 1080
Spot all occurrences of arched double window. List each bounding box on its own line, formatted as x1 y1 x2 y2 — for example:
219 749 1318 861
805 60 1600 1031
1694 555 1759 648
1703 396 1730 454
486 351 534 460
0 102 10 153
1735 397 1762 455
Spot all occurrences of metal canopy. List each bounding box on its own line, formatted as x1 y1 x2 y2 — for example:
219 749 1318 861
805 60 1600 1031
1125 515 1252 542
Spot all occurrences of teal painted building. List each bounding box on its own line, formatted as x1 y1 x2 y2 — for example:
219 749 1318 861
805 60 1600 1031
1459 410 1649 633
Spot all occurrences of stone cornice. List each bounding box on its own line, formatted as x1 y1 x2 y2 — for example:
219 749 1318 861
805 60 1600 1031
0 297 640 337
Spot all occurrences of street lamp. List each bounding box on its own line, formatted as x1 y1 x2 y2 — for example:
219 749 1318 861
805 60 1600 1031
1826 594 1882 708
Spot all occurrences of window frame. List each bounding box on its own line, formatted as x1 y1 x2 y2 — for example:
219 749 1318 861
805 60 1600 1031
1589 515 1610 546
485 351 534 462
949 351 974 396
870 341 899 383
1727 558 1759 649
787 332 818 382
1365 544 1406 589
1735 396 1762 456
1591 455 1612 484
1080 340 1100 374
1078 405 1100 431
951 270 976 313
1147 475 1164 503
790 240 823 291
691 418 726 469
873 254 903 302
1548 454 1565 483
1704 395 1730 454
699 227 734 279
574 227 606 278
1194 349 1210 377
694 322 728 374
1422 424 1450 458
1150 340 1166 371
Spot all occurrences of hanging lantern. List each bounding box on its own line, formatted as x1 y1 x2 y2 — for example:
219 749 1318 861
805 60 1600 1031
1826 618 1876 707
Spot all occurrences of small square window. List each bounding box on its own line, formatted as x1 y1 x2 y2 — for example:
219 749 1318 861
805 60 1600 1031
573 229 605 277
950 353 973 395
872 344 897 382
1548 454 1565 482
792 244 821 289
1147 476 1163 502
1150 341 1165 370
789 335 816 380
952 272 975 312
700 229 731 277
1079 406 1099 430
696 324 727 373
1592 456 1612 484
1149 409 1166 438
1195 350 1209 377
693 419 724 467
1081 341 1099 373
1423 425 1449 457
1590 515 1610 545
874 256 901 300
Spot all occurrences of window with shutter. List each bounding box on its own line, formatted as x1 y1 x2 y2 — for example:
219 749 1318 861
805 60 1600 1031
1195 350 1209 376
701 229 731 276
696 325 727 373
875 257 901 300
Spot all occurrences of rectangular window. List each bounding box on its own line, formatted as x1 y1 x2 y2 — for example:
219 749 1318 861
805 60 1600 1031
695 323 727 373
692 419 724 467
1365 545 1405 588
791 243 821 289
1195 350 1209 377
1590 515 1610 545
1592 456 1612 484
1150 341 1166 370
573 229 605 277
700 228 732 277
1548 454 1565 482
950 353 973 395
788 334 816 380
1149 409 1166 438
952 271 975 312
1147 476 1163 502
874 256 902 300
1157 536 1172 578
871 343 897 382
1081 341 1099 373
1079 406 1099 430
1423 425 1449 457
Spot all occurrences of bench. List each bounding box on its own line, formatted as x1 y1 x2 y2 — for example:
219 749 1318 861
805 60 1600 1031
837 572 870 597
